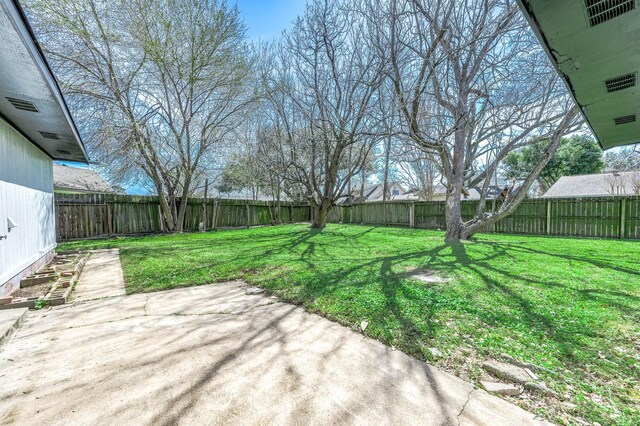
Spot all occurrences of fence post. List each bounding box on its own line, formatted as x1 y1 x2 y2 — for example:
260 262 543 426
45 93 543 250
384 202 388 227
246 202 251 228
409 203 415 228
620 198 627 239
546 199 551 235
155 202 164 233
212 198 219 230
202 178 209 232
107 201 114 236
491 200 496 233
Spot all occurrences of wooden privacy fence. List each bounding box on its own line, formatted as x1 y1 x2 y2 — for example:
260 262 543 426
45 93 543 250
55 194 640 241
328 196 640 239
55 194 310 241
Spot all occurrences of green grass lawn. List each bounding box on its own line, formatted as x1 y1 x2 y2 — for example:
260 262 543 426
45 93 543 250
59 224 640 425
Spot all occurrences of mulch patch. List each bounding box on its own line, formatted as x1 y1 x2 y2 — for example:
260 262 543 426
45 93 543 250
12 283 52 299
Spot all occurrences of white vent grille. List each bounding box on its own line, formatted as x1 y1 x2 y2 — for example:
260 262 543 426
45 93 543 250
6 97 38 112
605 72 636 92
39 131 60 140
614 114 636 125
585 0 635 27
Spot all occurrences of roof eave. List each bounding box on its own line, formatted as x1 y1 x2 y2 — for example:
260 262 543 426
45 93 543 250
515 0 603 150
5 0 89 163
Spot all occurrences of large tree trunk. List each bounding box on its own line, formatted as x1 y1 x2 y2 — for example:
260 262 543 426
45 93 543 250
274 183 282 225
444 108 580 243
174 177 192 233
382 136 391 202
443 115 468 243
310 199 332 229
156 191 176 233
175 198 188 233
444 191 466 243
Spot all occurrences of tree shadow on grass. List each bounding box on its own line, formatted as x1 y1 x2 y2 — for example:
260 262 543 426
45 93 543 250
117 227 639 376
379 257 439 350
444 241 640 394
276 236 637 369
260 241 455 354
492 242 640 277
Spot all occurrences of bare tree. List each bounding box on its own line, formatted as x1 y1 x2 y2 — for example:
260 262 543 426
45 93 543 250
394 145 441 200
605 172 628 196
603 144 640 171
631 172 640 196
260 0 385 228
27 0 252 232
369 0 582 241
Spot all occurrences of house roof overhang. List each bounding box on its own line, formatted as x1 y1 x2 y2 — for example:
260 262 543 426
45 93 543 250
516 0 640 150
0 0 88 162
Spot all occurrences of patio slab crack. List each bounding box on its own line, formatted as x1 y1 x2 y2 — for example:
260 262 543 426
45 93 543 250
14 300 280 339
456 388 477 425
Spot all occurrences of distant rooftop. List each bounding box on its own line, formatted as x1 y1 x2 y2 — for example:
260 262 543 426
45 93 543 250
215 190 285 202
53 164 114 194
543 171 640 198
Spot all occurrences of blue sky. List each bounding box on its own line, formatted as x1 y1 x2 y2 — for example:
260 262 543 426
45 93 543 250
235 0 305 40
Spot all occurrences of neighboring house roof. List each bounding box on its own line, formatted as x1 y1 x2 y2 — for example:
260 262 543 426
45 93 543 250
390 192 419 201
543 171 640 198
431 184 447 197
215 190 289 202
430 184 505 201
336 195 355 206
0 0 88 162
338 182 507 203
362 182 405 202
516 0 640 149
53 164 114 194
465 186 505 200
347 183 382 198
337 183 407 205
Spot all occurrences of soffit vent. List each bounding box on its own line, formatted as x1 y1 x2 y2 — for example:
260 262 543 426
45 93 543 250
585 0 635 27
57 149 71 155
39 131 60 140
614 114 636 125
6 97 38 112
605 72 637 92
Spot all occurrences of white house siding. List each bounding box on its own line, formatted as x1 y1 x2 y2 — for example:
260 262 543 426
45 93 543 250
0 117 55 296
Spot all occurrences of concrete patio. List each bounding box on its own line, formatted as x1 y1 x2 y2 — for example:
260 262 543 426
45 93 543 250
0 251 551 425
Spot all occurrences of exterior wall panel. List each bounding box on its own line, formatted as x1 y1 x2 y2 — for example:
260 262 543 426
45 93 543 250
0 118 55 295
